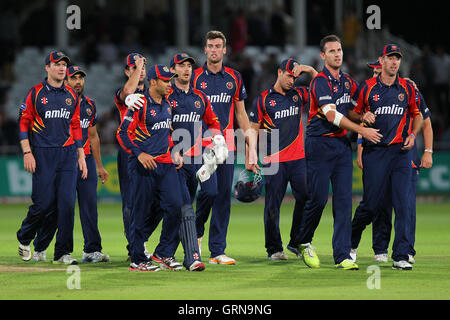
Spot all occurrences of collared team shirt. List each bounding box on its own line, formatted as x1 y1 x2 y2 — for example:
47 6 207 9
114 85 148 153
250 86 308 163
353 75 421 147
307 66 359 138
192 63 247 151
166 86 221 157
117 94 174 163
18 79 82 148
79 95 97 155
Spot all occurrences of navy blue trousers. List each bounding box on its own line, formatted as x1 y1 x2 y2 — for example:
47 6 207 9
264 159 308 255
356 165 419 256
17 145 78 260
195 152 233 258
117 147 132 253
351 144 412 262
33 154 102 253
128 157 182 264
296 136 353 264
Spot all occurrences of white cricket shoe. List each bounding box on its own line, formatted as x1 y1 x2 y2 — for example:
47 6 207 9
350 248 357 262
268 251 288 260
32 251 47 262
82 251 110 263
53 254 78 265
18 243 31 261
408 254 415 265
209 255 236 265
392 260 413 270
374 253 388 263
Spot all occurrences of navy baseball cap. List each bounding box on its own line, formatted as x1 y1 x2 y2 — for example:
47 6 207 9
45 51 70 65
124 53 145 69
381 44 402 58
279 58 300 77
170 53 196 67
67 65 87 77
147 64 178 81
367 61 382 69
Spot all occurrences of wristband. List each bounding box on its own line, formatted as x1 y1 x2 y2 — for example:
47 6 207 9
23 151 31 155
410 133 416 139
357 138 363 145
424 149 433 153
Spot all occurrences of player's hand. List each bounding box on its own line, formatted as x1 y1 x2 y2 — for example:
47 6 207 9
138 152 157 170
173 152 183 170
246 147 260 173
125 94 145 111
361 111 376 125
361 127 382 144
78 156 88 179
402 134 415 150
135 57 147 71
23 152 36 174
97 167 109 184
356 145 363 169
420 152 433 168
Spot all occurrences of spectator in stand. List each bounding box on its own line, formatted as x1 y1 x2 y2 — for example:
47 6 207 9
230 9 248 54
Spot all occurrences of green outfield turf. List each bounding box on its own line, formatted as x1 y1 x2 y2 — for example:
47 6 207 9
0 201 449 300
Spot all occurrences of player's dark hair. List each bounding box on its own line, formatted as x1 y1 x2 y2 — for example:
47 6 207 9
320 35 341 53
205 30 227 47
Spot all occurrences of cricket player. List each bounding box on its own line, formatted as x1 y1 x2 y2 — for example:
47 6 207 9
249 58 317 260
167 53 224 270
351 61 433 265
31 65 110 263
17 51 87 265
291 35 382 270
192 30 258 265
348 44 423 270
114 53 147 257
117 64 184 272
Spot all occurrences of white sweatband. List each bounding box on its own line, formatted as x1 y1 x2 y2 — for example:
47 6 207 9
333 111 344 127
321 104 335 115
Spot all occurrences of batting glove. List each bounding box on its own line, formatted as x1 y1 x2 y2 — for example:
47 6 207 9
125 93 145 111
212 135 228 164
196 151 218 183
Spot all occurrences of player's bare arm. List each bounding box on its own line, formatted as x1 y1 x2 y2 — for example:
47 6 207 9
402 114 423 150
323 104 382 144
246 122 261 172
292 64 318 79
235 100 258 169
420 117 433 168
77 147 88 179
20 139 36 174
120 57 146 101
88 126 109 184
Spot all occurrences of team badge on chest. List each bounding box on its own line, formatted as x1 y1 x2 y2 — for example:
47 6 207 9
226 82 234 90
86 107 92 116
398 93 405 102
293 95 298 102
195 100 201 109
66 98 72 106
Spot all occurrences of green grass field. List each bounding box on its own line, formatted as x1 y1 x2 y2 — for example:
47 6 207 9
1 201 450 300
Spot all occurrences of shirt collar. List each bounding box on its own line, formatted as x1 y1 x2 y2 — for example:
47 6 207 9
203 63 225 76
322 66 342 83
43 78 67 92
376 74 400 88
173 84 194 95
